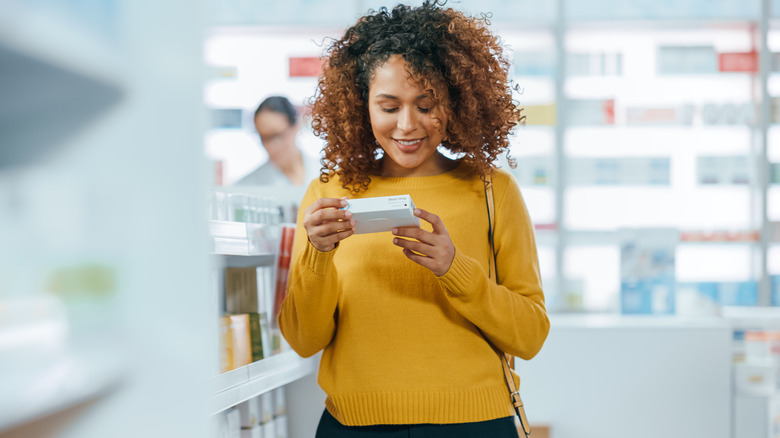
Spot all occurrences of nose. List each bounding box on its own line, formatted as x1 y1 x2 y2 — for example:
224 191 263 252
397 107 416 133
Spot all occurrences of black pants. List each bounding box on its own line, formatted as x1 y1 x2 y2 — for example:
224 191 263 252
315 409 519 438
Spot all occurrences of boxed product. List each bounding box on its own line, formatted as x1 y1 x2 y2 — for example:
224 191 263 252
275 415 288 438
219 314 252 372
342 195 420 234
240 428 261 438
238 396 262 429
226 267 259 314
273 387 286 417
262 419 275 438
260 391 274 424
247 312 265 362
225 407 242 438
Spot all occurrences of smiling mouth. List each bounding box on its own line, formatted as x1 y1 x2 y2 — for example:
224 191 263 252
394 138 424 146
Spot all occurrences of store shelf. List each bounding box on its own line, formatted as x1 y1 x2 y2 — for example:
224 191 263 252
209 220 282 256
0 336 126 432
212 350 317 414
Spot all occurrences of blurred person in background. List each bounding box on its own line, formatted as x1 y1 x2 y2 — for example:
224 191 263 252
235 95 321 186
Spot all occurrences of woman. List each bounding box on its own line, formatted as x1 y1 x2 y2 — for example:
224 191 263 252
235 96 319 186
278 2 549 436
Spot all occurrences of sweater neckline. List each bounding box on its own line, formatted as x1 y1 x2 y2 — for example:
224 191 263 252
369 161 475 190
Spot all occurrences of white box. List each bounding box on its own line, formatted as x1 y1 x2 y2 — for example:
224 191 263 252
273 387 286 417
260 391 274 424
734 362 777 396
225 407 242 438
262 419 276 438
238 397 261 428
275 415 288 438
241 427 262 438
343 195 419 234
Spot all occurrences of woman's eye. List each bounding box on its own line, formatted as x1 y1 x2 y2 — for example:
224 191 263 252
382 108 399 113
418 107 431 114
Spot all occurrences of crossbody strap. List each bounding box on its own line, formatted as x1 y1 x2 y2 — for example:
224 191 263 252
484 175 532 437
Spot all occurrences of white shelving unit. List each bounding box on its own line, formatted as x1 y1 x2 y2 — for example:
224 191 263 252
209 219 317 420
212 350 318 414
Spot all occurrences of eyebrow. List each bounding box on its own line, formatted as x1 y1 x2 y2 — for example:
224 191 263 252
375 93 430 101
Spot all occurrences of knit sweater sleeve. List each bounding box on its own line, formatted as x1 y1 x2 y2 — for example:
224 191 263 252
437 170 550 360
277 182 340 358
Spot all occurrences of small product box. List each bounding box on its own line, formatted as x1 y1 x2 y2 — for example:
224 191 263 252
240 428 262 438
225 407 242 438
260 391 274 424
238 397 262 429
273 387 286 417
343 195 420 234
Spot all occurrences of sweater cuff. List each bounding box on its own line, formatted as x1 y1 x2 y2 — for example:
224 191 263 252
300 240 338 276
437 250 478 299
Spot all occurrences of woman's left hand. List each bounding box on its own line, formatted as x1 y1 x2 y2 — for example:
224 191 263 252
392 208 455 277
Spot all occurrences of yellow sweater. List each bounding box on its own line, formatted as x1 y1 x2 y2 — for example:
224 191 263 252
278 163 549 426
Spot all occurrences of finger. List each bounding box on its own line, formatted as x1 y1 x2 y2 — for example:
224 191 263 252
321 228 354 246
391 226 430 243
306 197 348 215
310 228 354 252
310 219 355 238
392 236 432 256
414 208 447 234
311 208 352 224
402 248 436 269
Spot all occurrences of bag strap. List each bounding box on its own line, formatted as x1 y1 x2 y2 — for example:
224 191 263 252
484 175 532 437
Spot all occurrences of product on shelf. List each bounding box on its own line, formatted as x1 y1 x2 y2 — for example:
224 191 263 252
274 415 289 438
226 268 259 314
238 397 261 429
219 315 252 372
273 387 286 417
718 51 757 73
657 46 717 75
260 391 274 424
620 229 678 314
224 407 242 438
272 226 295 325
696 155 750 185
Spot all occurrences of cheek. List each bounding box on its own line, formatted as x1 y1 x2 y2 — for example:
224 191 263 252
369 114 394 138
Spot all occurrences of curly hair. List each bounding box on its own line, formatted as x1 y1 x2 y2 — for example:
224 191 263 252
310 1 522 193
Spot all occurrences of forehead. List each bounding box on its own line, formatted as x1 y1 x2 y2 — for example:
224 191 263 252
254 111 290 133
368 55 426 97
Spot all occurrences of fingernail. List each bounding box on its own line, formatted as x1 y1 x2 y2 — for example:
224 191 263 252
392 228 398 234
393 238 397 244
350 219 356 227
341 200 347 206
414 209 420 215
345 211 352 218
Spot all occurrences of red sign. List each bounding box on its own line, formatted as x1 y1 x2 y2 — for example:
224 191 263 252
289 57 323 77
718 52 758 73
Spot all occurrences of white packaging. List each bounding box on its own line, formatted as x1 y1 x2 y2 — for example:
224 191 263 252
275 415 288 438
238 397 262 428
225 407 242 438
273 387 286 417
734 362 776 396
262 418 276 438
260 391 274 424
343 195 419 234
241 427 262 438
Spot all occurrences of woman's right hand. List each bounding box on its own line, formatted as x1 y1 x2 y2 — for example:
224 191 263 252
302 197 355 252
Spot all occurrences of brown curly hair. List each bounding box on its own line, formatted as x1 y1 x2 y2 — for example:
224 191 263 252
310 1 522 193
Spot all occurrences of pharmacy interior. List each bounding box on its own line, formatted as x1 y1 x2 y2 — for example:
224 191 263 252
3 0 780 437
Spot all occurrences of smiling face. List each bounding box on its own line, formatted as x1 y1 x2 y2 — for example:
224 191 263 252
368 55 450 177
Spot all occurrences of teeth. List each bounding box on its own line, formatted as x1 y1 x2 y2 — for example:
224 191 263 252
396 139 420 146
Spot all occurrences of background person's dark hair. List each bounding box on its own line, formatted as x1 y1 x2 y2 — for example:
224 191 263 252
255 95 297 125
